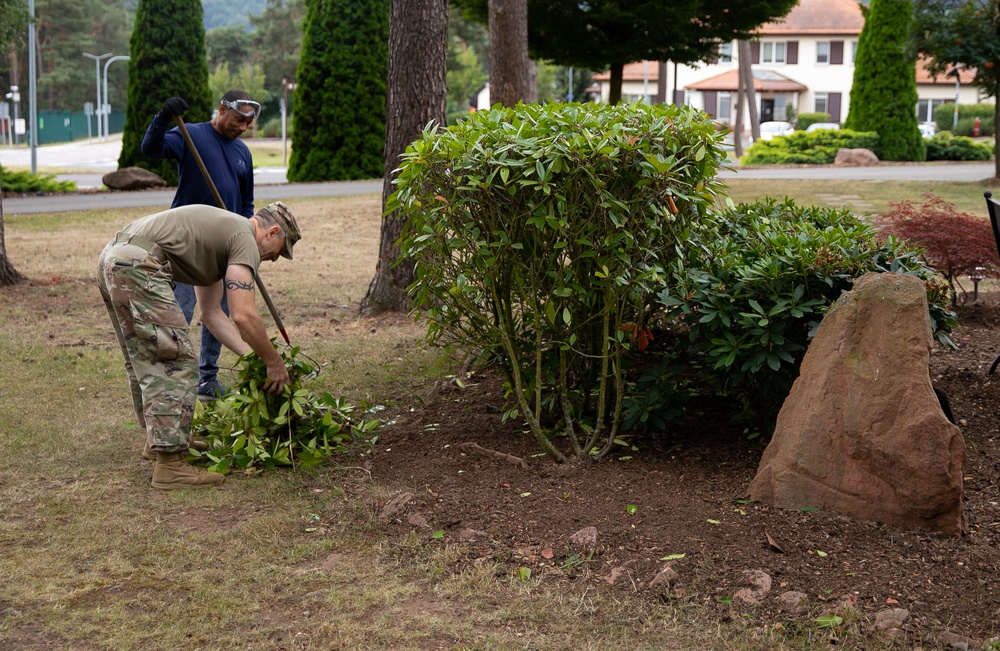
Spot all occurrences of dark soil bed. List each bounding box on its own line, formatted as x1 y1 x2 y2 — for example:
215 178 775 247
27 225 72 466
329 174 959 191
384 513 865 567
369 297 1000 646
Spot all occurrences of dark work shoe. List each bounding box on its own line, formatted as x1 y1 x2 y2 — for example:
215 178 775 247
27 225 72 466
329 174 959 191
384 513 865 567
197 380 230 401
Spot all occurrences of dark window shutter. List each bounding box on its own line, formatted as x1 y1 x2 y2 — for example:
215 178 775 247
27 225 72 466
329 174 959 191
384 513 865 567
829 92 842 122
704 91 718 117
787 41 798 64
750 42 760 64
673 90 686 105
831 41 844 65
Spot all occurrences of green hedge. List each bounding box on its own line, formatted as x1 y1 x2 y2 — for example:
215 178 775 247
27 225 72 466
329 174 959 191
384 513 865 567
933 102 994 133
0 166 76 194
925 131 993 161
795 112 831 130
741 129 880 165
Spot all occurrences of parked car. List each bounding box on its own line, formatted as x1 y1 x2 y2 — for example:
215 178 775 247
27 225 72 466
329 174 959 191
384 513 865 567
805 122 841 132
919 123 937 139
757 121 795 140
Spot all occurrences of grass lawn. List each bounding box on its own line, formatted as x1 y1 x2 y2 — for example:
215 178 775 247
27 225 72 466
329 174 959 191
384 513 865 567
0 178 994 649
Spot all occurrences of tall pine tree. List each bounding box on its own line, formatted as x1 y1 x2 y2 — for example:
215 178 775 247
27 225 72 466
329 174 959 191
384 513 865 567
117 0 213 184
288 0 388 182
845 0 925 161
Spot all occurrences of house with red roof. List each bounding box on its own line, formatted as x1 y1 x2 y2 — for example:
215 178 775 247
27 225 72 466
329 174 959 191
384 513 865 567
591 0 986 127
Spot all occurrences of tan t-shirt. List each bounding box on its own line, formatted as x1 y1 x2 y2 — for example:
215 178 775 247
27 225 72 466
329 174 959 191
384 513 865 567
123 205 260 286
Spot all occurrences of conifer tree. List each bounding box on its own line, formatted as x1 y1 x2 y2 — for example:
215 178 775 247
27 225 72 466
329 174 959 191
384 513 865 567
845 0 925 161
288 0 389 182
117 0 213 184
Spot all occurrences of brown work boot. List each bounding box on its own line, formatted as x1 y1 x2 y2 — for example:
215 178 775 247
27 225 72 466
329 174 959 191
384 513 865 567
151 452 225 490
142 438 208 461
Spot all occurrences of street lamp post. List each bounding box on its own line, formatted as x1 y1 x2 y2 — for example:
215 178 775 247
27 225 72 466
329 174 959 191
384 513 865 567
951 66 961 130
83 52 111 140
102 55 129 140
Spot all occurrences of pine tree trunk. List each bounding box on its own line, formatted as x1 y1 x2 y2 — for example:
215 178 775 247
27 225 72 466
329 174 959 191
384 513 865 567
0 183 28 287
359 0 448 315
608 64 623 105
488 0 534 107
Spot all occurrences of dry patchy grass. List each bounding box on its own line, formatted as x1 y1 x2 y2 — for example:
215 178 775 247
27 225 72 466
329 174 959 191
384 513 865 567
721 178 998 217
1 186 948 650
0 194 709 651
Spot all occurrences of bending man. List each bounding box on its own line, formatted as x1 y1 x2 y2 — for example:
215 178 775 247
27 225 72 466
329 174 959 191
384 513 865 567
98 202 300 490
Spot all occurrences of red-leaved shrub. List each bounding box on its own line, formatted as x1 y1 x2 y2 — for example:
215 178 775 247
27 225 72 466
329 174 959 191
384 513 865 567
875 193 1000 301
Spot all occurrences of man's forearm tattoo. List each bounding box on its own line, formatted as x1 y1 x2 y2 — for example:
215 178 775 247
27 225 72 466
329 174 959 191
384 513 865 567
225 277 255 292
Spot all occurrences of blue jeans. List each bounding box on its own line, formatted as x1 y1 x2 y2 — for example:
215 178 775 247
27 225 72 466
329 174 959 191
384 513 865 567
173 282 228 386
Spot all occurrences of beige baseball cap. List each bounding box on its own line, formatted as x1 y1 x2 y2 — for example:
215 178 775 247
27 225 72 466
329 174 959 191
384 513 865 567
257 201 301 259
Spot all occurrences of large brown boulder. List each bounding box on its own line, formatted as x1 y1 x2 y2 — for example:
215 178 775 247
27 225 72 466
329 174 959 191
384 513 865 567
748 272 966 535
834 148 879 166
102 167 167 191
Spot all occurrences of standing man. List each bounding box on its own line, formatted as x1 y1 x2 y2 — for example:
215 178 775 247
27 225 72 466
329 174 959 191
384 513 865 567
98 202 301 490
141 90 259 400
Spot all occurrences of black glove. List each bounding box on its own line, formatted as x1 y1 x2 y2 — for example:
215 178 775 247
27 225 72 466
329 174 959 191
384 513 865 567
158 97 188 119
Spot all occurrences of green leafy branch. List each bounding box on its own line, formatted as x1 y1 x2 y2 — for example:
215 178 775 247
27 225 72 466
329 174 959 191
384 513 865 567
191 344 380 473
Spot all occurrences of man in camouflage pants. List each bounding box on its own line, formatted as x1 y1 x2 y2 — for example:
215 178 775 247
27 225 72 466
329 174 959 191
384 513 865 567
98 201 300 489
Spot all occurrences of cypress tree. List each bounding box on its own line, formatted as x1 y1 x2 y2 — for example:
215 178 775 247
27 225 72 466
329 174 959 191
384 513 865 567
117 0 213 184
844 0 925 161
288 0 389 182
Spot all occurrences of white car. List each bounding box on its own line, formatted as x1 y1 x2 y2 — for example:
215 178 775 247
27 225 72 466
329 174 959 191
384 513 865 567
805 122 841 132
757 121 795 140
919 123 937 139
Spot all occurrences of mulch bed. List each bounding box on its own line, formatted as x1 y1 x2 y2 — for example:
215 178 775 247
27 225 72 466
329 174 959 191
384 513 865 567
369 297 1000 646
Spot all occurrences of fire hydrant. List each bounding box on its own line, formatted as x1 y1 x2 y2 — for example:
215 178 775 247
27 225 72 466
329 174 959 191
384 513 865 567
974 117 981 137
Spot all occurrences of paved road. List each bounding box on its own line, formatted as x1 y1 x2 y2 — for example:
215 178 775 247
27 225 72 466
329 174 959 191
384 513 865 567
1 137 381 214
3 180 383 215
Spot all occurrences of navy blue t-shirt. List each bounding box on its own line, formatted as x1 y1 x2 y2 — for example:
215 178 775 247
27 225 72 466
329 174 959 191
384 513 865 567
141 115 254 217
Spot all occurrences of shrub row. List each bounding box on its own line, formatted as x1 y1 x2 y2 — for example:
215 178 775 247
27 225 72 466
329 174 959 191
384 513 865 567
795 112 831 130
396 103 955 457
925 131 993 161
933 102 995 135
741 129 879 165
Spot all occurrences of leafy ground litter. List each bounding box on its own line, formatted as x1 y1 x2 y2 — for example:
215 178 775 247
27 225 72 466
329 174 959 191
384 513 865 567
367 297 1000 648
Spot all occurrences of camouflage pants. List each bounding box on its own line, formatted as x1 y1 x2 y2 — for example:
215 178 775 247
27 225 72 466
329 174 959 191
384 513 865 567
97 236 197 452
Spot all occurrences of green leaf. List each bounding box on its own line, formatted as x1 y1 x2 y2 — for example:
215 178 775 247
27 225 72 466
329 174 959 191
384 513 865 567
659 553 686 561
813 614 843 628
431 530 445 539
626 504 638 515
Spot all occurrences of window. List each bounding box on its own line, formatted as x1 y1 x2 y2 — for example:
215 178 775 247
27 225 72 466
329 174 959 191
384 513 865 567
762 42 786 64
917 98 952 123
851 41 858 64
718 42 733 63
774 95 788 121
817 42 830 64
718 92 732 122
815 92 829 115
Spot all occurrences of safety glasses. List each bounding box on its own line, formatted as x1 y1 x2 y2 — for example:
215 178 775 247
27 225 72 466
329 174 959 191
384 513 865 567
221 98 261 120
